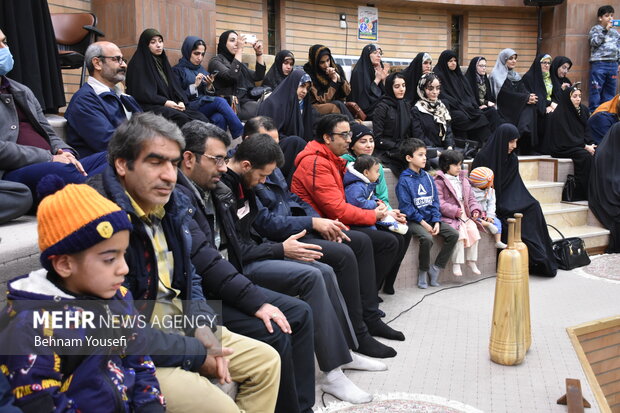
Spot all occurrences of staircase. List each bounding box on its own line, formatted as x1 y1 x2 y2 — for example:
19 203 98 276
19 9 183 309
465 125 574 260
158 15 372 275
517 156 609 255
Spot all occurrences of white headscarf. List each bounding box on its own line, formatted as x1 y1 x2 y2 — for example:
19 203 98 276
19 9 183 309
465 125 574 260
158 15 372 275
489 48 518 99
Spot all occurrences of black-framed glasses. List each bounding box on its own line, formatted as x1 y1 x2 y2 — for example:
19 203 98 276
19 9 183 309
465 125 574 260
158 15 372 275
197 153 229 166
98 55 127 64
331 131 353 139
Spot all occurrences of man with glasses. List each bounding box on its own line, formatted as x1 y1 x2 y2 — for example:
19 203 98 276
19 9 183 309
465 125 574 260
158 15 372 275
0 28 107 207
65 41 143 157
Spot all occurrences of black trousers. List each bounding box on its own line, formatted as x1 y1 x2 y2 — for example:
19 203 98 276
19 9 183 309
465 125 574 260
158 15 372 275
221 287 315 413
349 226 402 291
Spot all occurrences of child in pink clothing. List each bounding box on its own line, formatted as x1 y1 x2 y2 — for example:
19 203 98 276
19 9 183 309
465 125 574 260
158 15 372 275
435 150 482 276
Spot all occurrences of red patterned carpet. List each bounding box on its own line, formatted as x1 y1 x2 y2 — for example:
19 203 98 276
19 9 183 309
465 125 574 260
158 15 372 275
315 393 482 413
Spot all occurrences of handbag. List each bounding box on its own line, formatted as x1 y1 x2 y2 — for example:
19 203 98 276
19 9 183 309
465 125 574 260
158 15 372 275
248 86 272 100
561 174 576 202
453 138 480 159
345 101 367 121
547 224 590 270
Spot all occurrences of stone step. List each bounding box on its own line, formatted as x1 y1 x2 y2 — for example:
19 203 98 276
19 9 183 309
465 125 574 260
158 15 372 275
546 224 610 254
556 158 575 184
541 203 589 228
525 180 564 204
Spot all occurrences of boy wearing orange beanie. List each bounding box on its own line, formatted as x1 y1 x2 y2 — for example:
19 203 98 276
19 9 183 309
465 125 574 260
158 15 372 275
0 176 165 412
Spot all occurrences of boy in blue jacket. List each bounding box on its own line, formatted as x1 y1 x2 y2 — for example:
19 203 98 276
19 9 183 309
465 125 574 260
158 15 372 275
396 139 458 289
0 177 165 413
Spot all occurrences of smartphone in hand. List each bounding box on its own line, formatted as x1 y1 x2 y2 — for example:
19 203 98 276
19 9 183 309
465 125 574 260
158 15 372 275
241 33 257 44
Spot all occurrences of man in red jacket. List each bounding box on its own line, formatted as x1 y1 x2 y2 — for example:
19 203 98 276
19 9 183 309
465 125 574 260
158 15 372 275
291 114 406 305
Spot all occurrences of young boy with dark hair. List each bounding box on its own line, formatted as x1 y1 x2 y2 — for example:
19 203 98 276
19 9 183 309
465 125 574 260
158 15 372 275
0 176 165 413
589 5 620 111
396 139 459 289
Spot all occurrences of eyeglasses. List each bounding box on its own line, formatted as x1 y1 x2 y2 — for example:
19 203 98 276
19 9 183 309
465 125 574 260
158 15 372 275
541 61 551 65
98 55 127 64
331 131 353 139
198 153 229 166
477 64 487 68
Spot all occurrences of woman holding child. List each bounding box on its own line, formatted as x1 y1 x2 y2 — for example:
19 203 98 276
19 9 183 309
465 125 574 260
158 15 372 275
472 124 558 277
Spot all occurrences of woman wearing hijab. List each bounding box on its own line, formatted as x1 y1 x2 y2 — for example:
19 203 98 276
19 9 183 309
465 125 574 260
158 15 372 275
403 52 433 105
523 53 555 152
471 124 557 277
303 45 352 118
208 30 266 120
489 48 539 155
589 123 620 252
257 69 315 142
173 36 243 138
550 56 573 103
546 85 595 201
465 56 503 130
350 44 387 120
411 73 455 150
126 28 209 127
402 52 432 104
433 50 491 143
262 50 295 89
588 94 620 144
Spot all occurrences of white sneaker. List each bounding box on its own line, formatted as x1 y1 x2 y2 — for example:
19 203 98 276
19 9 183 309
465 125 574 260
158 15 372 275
320 369 373 404
452 264 463 276
495 241 507 249
341 351 387 371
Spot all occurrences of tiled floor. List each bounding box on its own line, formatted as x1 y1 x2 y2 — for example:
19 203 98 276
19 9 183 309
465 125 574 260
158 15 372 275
314 254 620 412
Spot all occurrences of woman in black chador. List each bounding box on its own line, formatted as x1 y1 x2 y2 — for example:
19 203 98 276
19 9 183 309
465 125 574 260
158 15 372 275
350 44 387 119
433 50 491 143
589 123 620 253
464 56 503 133
489 48 539 155
550 56 573 104
402 52 432 104
126 28 209 127
523 53 555 153
262 49 294 89
546 85 595 201
258 69 315 142
472 124 558 277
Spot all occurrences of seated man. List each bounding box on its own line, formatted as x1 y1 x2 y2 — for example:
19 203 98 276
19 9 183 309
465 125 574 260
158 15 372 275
221 134 379 404
177 120 315 413
245 116 403 357
588 94 620 144
0 28 107 204
89 112 280 413
65 41 143 157
0 180 31 223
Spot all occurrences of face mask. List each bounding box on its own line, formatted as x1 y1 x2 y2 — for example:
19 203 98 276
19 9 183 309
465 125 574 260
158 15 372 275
0 47 15 76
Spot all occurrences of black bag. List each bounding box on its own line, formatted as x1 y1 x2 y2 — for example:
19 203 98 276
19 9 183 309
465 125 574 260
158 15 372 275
453 138 480 159
547 224 591 270
562 174 576 202
248 86 272 100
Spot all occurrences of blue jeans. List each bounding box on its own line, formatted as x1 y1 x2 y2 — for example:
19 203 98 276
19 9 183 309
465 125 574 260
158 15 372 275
199 96 244 138
589 61 619 112
3 151 108 204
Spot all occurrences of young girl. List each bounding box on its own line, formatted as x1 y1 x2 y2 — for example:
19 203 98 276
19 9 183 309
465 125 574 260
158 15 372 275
343 155 407 234
435 150 482 276
468 166 508 249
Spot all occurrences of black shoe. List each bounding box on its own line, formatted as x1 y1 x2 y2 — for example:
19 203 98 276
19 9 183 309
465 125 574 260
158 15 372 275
356 334 397 358
377 309 386 318
377 296 384 303
382 284 395 295
367 319 405 341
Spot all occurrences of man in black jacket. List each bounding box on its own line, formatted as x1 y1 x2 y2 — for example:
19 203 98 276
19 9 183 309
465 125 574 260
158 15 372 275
180 121 391 406
91 113 280 413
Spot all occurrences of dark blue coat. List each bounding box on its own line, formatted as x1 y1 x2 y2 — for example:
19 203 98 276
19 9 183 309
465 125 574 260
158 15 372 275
88 166 216 372
65 83 143 157
0 270 165 413
176 171 268 315
396 167 442 224
588 111 619 144
253 167 319 242
343 169 379 210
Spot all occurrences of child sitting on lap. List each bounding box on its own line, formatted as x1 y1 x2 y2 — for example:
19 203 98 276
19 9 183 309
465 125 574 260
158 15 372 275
468 166 508 249
0 176 165 413
343 154 407 234
435 150 482 276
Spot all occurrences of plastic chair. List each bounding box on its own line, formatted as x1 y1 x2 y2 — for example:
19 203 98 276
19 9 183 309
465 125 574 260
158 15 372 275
51 13 104 86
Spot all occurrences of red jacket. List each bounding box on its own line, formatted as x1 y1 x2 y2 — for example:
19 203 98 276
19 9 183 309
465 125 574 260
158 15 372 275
291 140 376 226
